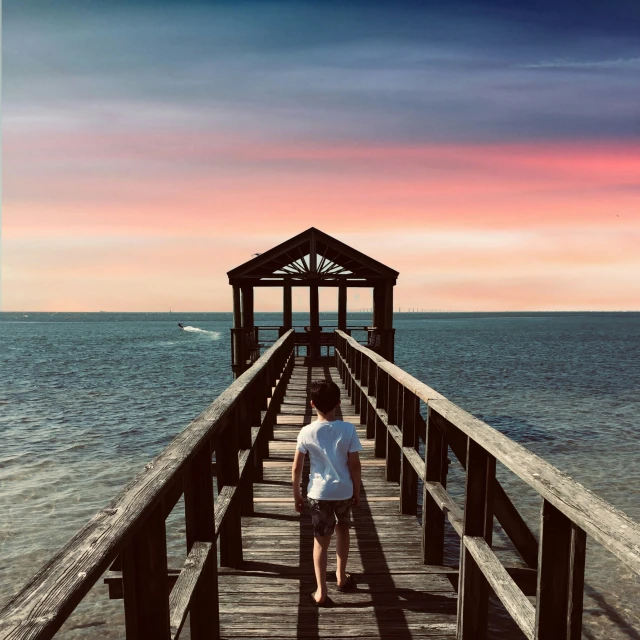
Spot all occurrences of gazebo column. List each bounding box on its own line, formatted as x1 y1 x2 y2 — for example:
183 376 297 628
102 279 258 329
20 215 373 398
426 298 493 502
241 286 254 329
382 281 395 363
281 282 292 336
372 282 395 363
240 286 255 371
231 285 244 379
338 281 347 332
309 282 320 360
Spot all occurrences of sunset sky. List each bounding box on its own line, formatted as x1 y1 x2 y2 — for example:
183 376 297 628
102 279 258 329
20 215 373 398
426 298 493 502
2 0 639 311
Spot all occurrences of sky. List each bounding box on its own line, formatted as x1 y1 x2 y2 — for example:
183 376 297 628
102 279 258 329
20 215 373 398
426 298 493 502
2 0 639 312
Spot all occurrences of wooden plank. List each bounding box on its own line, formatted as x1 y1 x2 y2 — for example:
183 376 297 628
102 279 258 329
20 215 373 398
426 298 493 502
464 537 535 640
214 485 236 537
403 447 425 479
169 542 214 640
424 482 463 538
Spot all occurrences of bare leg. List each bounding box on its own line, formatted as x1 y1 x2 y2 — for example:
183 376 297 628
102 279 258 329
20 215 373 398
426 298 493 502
313 534 332 603
335 522 350 587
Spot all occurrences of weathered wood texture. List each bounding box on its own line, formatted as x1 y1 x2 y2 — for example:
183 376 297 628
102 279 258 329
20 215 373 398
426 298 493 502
0 330 296 640
4 328 640 640
333 330 640 640
216 363 458 639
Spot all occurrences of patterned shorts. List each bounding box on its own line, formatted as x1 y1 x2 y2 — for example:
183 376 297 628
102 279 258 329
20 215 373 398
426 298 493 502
308 498 352 537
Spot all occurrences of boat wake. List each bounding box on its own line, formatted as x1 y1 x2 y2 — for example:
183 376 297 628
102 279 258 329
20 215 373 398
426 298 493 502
181 326 221 339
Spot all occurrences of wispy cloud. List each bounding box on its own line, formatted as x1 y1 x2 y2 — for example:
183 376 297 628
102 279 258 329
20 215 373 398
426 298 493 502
521 57 640 69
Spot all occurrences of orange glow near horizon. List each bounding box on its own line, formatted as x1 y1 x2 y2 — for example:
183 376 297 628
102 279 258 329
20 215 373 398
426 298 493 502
2 140 639 312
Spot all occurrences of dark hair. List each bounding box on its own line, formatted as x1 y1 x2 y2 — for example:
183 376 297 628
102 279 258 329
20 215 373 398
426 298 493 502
310 380 341 413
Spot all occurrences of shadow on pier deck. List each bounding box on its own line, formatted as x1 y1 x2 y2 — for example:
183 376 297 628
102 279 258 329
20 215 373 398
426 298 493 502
218 359 457 639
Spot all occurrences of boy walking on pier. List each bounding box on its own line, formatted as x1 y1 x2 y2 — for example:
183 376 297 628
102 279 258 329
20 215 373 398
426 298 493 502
292 380 363 606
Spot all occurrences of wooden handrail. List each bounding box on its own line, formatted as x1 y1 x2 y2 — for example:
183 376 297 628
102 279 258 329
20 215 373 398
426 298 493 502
335 330 640 575
334 329 640 640
0 330 296 640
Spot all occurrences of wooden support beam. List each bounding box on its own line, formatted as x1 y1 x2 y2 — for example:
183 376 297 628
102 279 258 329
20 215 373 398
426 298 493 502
169 542 214 640
183 442 219 640
431 411 539 568
464 537 536 640
338 281 347 331
382 280 395 362
237 402 254 516
422 407 448 565
309 282 320 359
535 500 586 640
373 284 384 330
232 286 242 329
374 369 387 459
122 504 170 640
282 282 292 330
241 286 254 330
309 231 317 273
216 421 242 568
457 439 496 640
400 388 418 515
385 376 401 483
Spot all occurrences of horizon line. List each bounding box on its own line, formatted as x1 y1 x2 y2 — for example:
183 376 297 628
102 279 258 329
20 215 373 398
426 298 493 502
2 309 639 314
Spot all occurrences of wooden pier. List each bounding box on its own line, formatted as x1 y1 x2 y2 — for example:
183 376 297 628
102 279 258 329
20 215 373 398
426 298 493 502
2 328 640 640
214 360 458 639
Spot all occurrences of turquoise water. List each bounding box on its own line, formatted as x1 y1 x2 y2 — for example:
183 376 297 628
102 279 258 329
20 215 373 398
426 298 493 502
1 312 639 638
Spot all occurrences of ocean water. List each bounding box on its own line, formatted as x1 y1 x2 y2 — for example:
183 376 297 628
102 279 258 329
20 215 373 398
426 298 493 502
0 311 639 638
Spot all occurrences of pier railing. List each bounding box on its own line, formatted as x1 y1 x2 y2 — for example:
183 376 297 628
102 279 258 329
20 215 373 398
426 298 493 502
335 329 640 640
0 330 296 640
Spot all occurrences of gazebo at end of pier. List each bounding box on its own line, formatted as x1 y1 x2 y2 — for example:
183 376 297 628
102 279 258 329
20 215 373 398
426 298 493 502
228 227 399 376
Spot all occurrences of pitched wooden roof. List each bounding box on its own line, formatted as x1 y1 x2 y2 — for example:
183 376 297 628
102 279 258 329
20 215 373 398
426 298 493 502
227 228 398 286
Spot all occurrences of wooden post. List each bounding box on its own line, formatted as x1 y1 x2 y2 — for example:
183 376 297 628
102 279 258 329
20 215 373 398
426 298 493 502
360 355 369 427
383 280 395 362
241 286 254 330
385 376 401 483
374 368 387 458
122 504 170 640
400 388 418 515
217 419 242 568
365 361 377 440
535 500 586 640
353 350 362 415
309 282 320 360
233 286 242 329
184 442 220 640
231 285 244 378
422 406 448 564
283 282 292 331
237 400 254 516
457 439 495 640
338 281 347 331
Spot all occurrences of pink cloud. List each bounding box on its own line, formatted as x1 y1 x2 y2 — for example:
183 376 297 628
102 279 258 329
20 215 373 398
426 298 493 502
3 135 639 310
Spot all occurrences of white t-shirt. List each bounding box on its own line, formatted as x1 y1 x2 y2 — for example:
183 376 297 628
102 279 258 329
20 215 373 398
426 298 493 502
296 419 363 500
